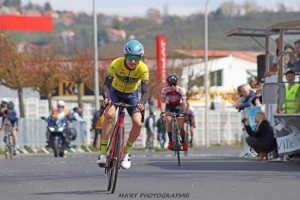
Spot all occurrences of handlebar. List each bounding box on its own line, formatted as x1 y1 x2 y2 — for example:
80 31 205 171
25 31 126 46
99 102 145 123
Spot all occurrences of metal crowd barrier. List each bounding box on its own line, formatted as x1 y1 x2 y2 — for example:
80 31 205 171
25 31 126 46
0 118 91 154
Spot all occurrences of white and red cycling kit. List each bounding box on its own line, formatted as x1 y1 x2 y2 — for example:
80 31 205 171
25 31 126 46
161 86 187 105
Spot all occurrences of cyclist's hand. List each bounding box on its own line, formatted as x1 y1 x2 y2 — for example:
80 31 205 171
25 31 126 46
102 98 111 107
136 102 145 111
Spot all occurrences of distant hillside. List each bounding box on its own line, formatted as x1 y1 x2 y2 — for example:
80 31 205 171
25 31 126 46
6 11 300 59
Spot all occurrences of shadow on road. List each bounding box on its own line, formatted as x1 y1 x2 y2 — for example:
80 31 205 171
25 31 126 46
144 157 300 172
32 189 109 195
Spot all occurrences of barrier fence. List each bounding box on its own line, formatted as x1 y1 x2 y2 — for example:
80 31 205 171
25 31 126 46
0 119 90 154
0 109 245 154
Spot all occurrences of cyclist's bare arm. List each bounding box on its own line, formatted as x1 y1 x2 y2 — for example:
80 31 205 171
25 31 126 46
160 98 166 114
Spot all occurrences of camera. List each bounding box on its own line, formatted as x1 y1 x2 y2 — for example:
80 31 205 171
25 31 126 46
241 118 248 124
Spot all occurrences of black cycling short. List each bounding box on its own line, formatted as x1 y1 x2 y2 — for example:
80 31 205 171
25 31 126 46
165 104 183 115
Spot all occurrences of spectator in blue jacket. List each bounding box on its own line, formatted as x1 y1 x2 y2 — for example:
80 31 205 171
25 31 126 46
238 84 255 111
72 107 87 145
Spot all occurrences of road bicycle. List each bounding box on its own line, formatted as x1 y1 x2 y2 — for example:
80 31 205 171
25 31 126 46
3 119 14 159
165 112 186 166
99 102 144 194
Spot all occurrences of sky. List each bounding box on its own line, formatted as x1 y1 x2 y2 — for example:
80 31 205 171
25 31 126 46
20 0 300 17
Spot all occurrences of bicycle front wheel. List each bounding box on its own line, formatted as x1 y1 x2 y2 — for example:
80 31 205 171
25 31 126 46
110 127 122 194
173 126 181 166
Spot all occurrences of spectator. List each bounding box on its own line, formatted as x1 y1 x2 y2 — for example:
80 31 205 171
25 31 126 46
91 106 105 149
251 89 263 107
78 103 84 117
145 111 156 151
249 79 258 92
290 39 300 72
156 114 166 149
279 70 300 113
72 107 88 145
284 48 297 70
243 112 276 161
0 98 8 116
234 85 245 110
264 37 294 77
237 84 255 112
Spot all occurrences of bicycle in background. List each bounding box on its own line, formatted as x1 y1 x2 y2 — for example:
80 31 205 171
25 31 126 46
2 119 14 159
165 112 186 166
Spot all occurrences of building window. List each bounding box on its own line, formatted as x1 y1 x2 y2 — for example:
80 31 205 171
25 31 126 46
198 69 222 86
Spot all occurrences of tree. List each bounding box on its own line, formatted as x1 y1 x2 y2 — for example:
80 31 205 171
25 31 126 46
65 50 94 105
276 3 287 13
218 0 238 18
25 1 34 10
146 8 161 18
44 1 52 11
242 0 258 14
0 35 33 118
147 67 164 112
29 45 66 111
4 0 21 10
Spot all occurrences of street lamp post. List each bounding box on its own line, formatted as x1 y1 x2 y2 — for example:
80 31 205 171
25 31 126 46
204 0 210 147
93 0 100 110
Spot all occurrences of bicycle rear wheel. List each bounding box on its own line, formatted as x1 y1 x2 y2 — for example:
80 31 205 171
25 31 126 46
109 127 122 194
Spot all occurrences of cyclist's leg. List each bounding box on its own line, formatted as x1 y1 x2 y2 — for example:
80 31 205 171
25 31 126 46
190 123 194 143
175 104 185 141
97 88 117 166
101 87 119 148
11 126 17 155
165 104 173 143
176 105 188 151
116 90 140 169
124 90 141 153
11 126 17 146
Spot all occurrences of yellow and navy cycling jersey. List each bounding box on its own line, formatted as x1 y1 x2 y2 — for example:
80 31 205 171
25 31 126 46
107 57 149 93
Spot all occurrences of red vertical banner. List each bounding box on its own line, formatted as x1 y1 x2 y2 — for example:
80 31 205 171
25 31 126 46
156 35 167 109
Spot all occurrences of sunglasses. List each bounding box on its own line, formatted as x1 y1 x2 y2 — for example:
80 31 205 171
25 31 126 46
126 54 141 61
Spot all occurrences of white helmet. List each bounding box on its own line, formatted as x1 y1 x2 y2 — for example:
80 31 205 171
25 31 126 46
1 98 8 104
57 100 65 107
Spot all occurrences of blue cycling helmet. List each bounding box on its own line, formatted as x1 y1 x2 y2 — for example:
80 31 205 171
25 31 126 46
123 40 144 56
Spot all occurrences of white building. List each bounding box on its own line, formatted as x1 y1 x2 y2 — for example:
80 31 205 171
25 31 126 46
173 49 265 108
176 49 264 90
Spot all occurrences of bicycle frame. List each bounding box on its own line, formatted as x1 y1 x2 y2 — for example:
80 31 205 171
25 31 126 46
107 106 126 165
165 112 184 144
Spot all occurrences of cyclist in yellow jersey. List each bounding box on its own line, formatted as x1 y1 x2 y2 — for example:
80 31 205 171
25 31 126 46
97 40 149 169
